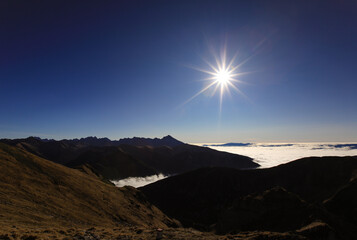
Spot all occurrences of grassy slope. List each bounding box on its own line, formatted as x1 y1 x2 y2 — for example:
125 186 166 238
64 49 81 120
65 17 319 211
0 142 316 240
0 143 176 229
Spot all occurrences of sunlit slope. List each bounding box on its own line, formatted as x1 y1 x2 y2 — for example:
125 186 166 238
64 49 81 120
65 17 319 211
0 143 176 229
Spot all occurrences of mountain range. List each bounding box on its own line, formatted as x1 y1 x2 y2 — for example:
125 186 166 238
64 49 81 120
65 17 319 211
0 135 259 180
0 135 183 164
1 135 356 239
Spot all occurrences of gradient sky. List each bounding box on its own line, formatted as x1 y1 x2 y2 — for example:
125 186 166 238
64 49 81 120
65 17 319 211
1 0 357 143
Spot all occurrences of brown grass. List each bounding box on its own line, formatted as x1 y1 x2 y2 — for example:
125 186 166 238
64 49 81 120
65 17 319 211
0 226 308 240
0 143 176 231
0 143 308 239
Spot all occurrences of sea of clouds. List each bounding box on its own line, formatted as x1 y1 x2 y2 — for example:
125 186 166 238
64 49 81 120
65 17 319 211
111 173 168 188
204 142 357 168
112 142 357 187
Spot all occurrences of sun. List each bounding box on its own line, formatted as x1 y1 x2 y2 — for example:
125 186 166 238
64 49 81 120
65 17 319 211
215 69 231 85
184 46 249 110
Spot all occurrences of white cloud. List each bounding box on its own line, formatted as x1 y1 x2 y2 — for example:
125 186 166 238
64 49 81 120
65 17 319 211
205 142 357 168
111 173 168 188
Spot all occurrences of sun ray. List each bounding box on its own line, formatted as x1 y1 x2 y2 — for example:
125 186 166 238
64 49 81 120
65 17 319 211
187 66 217 76
227 81 251 102
220 84 224 113
229 72 252 77
183 46 250 108
221 48 227 70
230 53 256 72
182 81 218 106
202 58 219 73
227 52 239 70
211 82 221 97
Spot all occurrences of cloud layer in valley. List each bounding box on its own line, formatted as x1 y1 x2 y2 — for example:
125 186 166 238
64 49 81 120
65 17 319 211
111 174 168 188
204 142 357 168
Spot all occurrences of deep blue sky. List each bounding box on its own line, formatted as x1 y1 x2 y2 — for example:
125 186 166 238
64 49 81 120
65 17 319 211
1 0 357 142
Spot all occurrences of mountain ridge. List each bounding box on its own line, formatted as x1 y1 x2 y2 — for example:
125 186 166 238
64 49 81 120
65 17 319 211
140 156 357 239
0 136 259 180
0 135 184 147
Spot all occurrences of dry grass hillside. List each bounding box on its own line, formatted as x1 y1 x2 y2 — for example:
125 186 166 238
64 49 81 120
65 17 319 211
0 142 332 240
0 143 177 231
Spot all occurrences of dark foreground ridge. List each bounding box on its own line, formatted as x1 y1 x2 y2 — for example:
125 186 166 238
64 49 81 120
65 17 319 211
0 136 259 180
1 136 356 239
1 142 317 240
141 156 357 239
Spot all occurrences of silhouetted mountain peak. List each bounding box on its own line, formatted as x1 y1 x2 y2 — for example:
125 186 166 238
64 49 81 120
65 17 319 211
117 135 184 147
76 136 112 146
163 135 174 139
81 136 98 140
25 136 42 143
1 135 184 148
28 136 42 141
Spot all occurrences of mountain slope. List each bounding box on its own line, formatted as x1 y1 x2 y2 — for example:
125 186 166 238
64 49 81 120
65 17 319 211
324 178 357 225
216 187 315 233
141 156 357 232
0 143 177 229
0 135 183 165
67 146 158 179
69 144 258 180
1 136 259 180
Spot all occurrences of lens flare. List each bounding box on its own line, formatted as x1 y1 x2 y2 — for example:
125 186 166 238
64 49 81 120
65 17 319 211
215 69 231 84
184 46 250 111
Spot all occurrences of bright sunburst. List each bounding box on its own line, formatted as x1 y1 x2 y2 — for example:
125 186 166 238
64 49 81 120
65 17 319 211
215 69 231 84
184 47 249 110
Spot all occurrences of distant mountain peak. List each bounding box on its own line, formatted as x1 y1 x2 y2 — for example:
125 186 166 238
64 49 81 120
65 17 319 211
1 135 185 148
79 136 111 141
162 135 174 140
117 135 184 147
81 136 98 140
25 136 54 142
